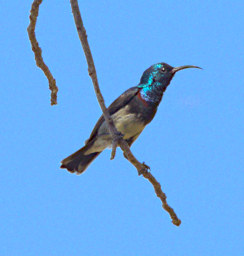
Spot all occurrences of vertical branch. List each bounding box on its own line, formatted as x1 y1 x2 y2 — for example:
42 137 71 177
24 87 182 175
70 0 119 137
70 0 181 226
27 0 58 105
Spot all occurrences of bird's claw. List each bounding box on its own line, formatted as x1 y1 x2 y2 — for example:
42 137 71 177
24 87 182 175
114 131 124 140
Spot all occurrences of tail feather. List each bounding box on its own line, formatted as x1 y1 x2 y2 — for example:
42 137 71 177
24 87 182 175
61 144 101 174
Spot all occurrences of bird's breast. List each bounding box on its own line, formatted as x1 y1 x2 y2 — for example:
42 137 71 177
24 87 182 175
98 105 145 140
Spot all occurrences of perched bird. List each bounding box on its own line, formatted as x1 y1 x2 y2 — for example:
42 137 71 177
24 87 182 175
61 63 201 174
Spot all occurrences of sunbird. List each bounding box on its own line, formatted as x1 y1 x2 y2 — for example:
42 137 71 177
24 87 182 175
61 63 201 174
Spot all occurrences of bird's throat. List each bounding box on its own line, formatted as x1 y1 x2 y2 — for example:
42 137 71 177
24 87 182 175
139 84 166 105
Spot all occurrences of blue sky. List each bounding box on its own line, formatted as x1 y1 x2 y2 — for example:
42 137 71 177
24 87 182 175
1 0 244 255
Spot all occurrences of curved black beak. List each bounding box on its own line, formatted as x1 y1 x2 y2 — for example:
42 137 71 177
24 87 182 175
172 65 202 74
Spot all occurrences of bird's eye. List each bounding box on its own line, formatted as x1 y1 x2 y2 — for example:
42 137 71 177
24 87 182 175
161 67 166 72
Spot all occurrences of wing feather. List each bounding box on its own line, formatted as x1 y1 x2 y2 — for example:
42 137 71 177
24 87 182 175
86 87 140 144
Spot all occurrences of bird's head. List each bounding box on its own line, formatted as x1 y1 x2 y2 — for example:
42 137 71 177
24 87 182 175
139 62 201 88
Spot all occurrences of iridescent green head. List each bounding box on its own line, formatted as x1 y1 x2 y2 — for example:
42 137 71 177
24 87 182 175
139 62 201 88
138 63 201 104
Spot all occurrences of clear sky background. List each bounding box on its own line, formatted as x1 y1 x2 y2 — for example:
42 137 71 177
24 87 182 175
1 1 244 255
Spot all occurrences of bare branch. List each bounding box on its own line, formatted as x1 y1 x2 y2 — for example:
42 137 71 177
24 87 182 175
143 171 181 226
110 136 119 160
69 0 119 138
27 0 58 105
70 0 181 226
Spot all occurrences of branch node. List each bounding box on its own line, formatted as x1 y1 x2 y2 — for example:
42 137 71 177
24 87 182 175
138 162 150 175
88 68 94 76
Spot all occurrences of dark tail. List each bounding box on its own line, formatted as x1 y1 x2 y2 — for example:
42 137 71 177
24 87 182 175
61 144 101 174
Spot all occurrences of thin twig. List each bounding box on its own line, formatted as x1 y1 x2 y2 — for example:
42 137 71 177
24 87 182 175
27 0 58 105
70 0 181 226
110 137 119 160
143 171 181 226
69 0 120 160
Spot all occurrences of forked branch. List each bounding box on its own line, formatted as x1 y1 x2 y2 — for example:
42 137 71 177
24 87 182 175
27 0 181 226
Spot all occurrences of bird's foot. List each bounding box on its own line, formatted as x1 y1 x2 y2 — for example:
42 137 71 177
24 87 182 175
114 131 124 140
138 162 150 175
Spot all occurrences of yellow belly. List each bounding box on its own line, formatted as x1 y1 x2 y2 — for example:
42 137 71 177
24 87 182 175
85 106 145 154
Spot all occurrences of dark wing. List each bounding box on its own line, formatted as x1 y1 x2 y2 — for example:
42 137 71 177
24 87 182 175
86 86 140 144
